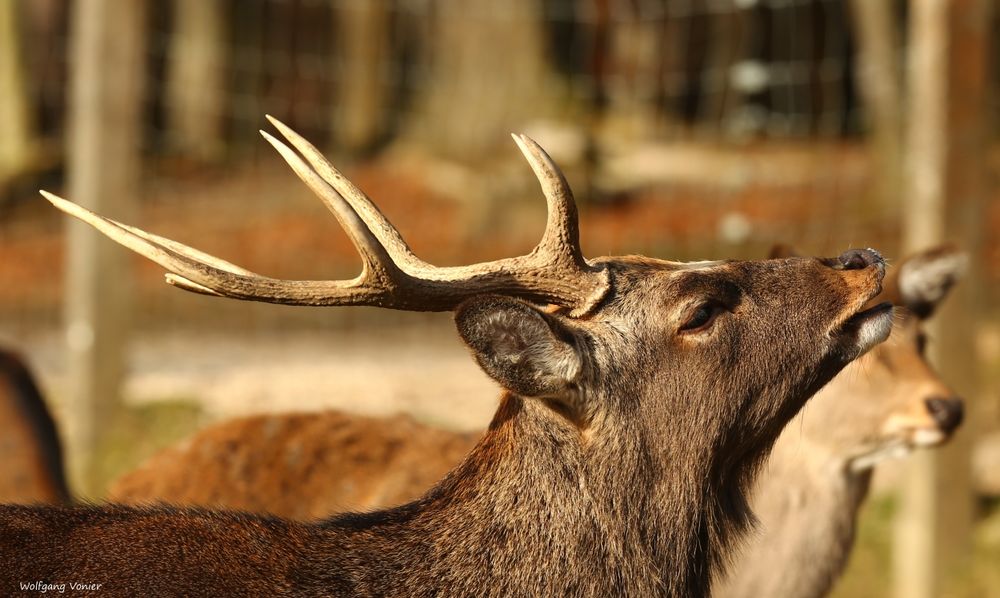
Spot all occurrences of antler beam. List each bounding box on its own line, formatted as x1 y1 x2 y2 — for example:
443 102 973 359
43 118 610 314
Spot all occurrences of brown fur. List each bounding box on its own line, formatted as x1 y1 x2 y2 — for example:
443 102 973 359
112 412 478 520
3 252 888 597
0 349 69 505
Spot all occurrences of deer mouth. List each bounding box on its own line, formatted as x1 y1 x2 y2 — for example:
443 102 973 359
847 426 949 473
847 437 913 473
831 301 894 358
847 438 913 473
882 411 954 448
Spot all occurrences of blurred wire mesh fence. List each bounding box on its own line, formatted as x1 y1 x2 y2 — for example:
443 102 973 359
4 0 949 328
0 1 997 595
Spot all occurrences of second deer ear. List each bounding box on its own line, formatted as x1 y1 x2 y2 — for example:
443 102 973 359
456 296 584 406
768 244 802 259
887 245 967 319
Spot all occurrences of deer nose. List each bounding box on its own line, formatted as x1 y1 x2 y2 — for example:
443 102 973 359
839 248 884 271
925 397 964 433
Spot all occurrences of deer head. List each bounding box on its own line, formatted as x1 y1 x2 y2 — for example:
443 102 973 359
767 245 966 473
714 245 967 598
37 119 892 596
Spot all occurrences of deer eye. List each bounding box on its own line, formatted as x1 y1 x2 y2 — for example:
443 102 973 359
679 302 723 334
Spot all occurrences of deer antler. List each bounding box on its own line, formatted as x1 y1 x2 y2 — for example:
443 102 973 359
43 118 610 315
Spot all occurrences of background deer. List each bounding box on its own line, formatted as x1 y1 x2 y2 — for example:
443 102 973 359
108 245 966 598
0 348 69 505
112 410 479 518
2 119 892 596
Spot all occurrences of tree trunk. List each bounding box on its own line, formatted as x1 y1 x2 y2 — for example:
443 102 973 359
848 0 902 209
0 0 33 188
333 0 389 153
66 0 146 497
406 0 558 160
894 1 991 596
165 0 226 161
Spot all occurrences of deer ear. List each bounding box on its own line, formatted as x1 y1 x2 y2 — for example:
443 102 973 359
456 296 583 402
888 245 967 319
768 243 802 259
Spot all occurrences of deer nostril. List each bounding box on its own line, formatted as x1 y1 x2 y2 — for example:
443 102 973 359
925 397 964 433
839 248 884 270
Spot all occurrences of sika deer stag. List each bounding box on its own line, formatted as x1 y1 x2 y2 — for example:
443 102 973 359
2 117 892 597
107 246 965 598
107 246 963 523
0 349 70 505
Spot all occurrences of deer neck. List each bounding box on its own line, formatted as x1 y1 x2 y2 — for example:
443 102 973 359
394 394 740 597
309 393 749 597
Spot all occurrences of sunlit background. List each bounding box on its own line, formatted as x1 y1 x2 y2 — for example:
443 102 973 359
0 1 997 596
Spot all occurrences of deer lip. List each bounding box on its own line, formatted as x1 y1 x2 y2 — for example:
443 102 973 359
882 413 954 445
843 301 893 328
831 301 894 357
908 427 949 447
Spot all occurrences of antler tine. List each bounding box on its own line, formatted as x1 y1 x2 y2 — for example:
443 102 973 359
51 189 322 299
259 130 402 283
510 134 587 269
265 115 424 271
42 190 251 279
45 191 238 298
267 118 595 277
41 191 394 307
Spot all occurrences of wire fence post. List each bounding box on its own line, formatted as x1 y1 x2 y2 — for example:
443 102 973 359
894 1 992 596
65 0 146 497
